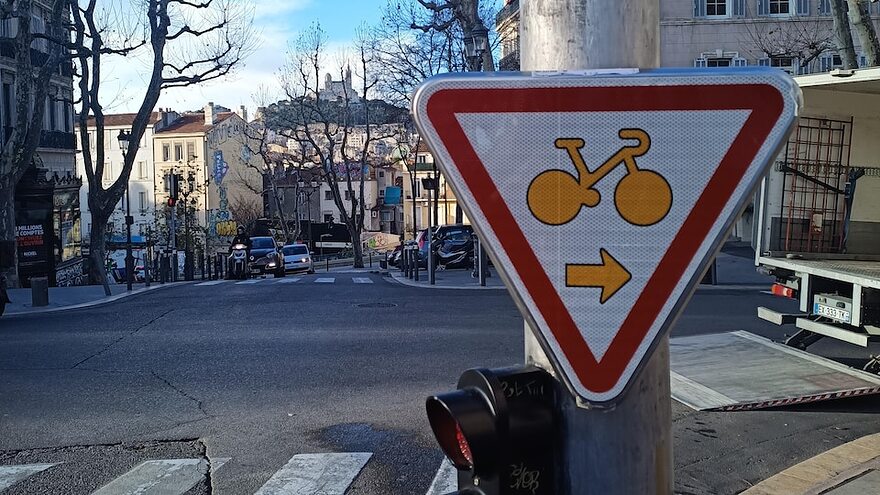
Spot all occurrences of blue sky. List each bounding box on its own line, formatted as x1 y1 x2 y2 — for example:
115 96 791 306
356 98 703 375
113 0 391 114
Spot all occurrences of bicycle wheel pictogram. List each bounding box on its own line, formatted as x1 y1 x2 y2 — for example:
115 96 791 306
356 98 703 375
527 129 672 227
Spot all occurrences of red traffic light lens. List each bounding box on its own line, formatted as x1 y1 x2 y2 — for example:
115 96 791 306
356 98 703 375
427 396 474 470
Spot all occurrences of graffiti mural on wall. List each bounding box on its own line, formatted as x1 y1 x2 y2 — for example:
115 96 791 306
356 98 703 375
55 258 87 287
209 150 232 239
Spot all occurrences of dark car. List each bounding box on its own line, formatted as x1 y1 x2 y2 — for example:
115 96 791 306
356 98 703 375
249 237 285 278
417 224 475 268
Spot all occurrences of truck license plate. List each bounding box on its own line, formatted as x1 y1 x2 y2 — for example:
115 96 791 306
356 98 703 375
814 303 851 324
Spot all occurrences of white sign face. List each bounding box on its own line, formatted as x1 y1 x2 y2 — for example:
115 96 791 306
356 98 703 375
412 69 800 403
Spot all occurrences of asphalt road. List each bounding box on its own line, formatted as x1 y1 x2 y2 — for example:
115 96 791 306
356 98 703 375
1 269 880 494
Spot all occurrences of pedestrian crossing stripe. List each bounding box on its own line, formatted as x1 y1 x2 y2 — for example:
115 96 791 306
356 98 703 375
275 277 301 284
314 278 335 283
0 463 58 491
254 453 371 495
197 277 378 286
352 277 373 284
91 458 230 495
0 455 456 494
194 280 224 286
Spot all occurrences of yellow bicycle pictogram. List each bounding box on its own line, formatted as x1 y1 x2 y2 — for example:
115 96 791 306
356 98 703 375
527 129 672 227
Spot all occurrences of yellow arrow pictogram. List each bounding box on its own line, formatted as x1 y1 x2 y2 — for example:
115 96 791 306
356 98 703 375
565 249 632 304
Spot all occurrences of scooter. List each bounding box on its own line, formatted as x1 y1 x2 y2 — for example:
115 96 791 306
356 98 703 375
436 236 474 270
227 244 250 280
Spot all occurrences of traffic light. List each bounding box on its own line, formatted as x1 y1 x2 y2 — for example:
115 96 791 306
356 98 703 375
166 173 181 207
426 367 555 495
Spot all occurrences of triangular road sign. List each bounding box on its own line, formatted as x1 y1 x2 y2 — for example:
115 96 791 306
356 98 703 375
413 69 799 403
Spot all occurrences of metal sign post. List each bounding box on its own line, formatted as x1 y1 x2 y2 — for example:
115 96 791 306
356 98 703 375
413 2 798 492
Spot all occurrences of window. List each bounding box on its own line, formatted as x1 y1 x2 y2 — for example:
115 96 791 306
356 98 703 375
795 0 809 15
138 192 146 212
417 155 427 164
707 58 732 67
48 98 56 130
820 53 843 72
380 211 392 222
378 170 385 178
706 0 727 16
103 164 113 182
2 83 13 127
859 53 868 68
162 143 170 161
323 213 334 223
819 0 831 14
324 190 333 200
283 245 309 256
63 101 70 132
88 132 95 150
137 161 148 179
344 190 352 200
769 0 790 15
186 141 195 160
174 142 183 161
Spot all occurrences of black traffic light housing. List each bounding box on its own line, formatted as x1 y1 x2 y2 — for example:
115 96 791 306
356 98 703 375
426 366 555 495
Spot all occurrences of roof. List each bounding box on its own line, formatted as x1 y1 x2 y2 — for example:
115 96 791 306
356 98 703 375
85 112 162 128
416 141 433 153
795 67 880 95
155 112 236 135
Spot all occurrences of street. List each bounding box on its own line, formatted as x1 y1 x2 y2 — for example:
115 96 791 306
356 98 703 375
2 269 880 494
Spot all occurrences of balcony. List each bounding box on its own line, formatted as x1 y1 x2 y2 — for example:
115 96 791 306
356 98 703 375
3 129 76 151
495 0 519 26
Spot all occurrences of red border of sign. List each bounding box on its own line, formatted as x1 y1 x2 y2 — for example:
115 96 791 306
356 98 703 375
426 84 784 394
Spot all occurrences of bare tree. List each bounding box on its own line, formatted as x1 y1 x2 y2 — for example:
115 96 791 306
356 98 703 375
830 0 859 67
72 0 255 293
846 0 880 66
0 0 69 287
411 0 497 72
274 24 396 268
239 122 298 242
743 15 837 71
227 195 261 233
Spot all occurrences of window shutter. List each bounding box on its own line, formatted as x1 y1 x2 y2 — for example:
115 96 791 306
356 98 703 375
758 57 771 66
694 57 708 67
818 0 830 14
757 0 770 15
797 0 810 15
733 0 746 16
694 0 706 17
733 57 748 67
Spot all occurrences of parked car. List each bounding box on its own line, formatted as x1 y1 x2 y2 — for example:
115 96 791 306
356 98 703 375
249 236 286 278
386 245 403 267
282 244 315 274
417 224 475 269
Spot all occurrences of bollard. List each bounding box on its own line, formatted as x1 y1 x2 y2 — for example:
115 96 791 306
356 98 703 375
31 277 49 307
369 251 373 268
413 246 420 282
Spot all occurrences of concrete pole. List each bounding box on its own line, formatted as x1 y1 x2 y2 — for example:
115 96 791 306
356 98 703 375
519 1 672 494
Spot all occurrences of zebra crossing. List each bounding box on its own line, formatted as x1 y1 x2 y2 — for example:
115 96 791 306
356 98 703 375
0 453 455 495
193 276 375 287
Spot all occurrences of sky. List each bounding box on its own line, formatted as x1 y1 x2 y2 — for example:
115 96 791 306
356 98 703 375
108 0 390 115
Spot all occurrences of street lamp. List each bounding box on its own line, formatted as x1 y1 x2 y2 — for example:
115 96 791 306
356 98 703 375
117 129 134 291
463 26 489 72
297 179 320 250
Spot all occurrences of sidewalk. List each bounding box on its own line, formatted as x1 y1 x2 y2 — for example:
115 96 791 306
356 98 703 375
3 282 174 316
743 432 880 495
388 265 506 290
386 251 769 291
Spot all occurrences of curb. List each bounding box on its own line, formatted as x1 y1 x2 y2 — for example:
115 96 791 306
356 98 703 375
387 272 508 291
742 432 880 495
2 282 181 318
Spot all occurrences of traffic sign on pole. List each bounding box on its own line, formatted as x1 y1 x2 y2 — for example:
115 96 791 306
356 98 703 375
413 69 799 404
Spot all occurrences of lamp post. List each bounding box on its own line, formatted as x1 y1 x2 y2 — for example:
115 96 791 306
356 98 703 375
298 179 319 250
117 129 134 291
463 25 489 72
457 25 489 226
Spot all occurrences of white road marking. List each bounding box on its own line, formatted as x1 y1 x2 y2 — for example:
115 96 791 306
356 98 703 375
315 278 335 283
90 458 229 495
194 280 224 286
275 277 302 284
352 277 373 284
425 458 457 495
0 463 58 491
235 278 266 285
254 452 372 495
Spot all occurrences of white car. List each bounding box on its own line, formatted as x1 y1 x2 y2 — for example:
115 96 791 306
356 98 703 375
282 244 314 274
